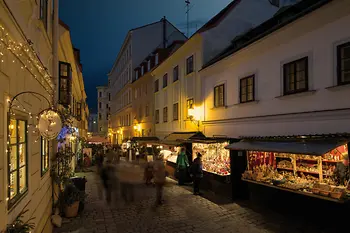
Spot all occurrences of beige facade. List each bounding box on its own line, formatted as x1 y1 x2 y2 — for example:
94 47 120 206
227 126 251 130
96 85 109 138
0 0 55 232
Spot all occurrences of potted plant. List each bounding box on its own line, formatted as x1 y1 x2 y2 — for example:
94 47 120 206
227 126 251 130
61 184 84 218
5 209 35 233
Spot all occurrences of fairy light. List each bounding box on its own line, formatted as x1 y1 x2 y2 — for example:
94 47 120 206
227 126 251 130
0 24 54 95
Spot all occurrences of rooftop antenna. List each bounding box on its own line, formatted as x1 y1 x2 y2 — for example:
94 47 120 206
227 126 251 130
185 0 191 37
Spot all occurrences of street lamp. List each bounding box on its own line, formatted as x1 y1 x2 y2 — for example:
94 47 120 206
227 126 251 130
187 106 202 131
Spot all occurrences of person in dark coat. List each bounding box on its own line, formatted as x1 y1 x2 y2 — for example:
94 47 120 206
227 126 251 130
191 152 203 195
176 147 189 185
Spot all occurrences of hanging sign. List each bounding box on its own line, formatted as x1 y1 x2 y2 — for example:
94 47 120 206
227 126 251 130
38 109 62 140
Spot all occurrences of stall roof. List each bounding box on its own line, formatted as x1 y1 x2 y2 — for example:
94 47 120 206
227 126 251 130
191 137 239 144
163 132 206 141
226 140 348 156
131 137 159 142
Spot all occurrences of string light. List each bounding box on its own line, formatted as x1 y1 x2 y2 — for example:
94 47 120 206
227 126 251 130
0 24 54 95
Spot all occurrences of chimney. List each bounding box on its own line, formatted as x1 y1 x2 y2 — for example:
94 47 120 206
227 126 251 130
162 16 167 48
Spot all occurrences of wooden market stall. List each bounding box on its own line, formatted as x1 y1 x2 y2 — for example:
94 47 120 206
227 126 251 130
226 135 350 203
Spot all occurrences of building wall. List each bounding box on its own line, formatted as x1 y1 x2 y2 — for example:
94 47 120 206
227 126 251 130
97 86 109 137
132 72 155 137
88 113 98 133
0 0 54 232
152 35 203 139
201 0 350 138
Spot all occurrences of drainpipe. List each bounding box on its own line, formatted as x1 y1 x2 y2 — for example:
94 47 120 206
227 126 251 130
52 0 59 213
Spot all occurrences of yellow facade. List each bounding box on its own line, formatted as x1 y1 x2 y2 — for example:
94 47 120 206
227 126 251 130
0 0 55 232
152 34 204 139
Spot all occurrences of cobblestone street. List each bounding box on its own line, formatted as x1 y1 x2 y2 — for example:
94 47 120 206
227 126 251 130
54 170 344 233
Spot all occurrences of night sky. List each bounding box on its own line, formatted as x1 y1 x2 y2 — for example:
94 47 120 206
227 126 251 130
59 0 232 113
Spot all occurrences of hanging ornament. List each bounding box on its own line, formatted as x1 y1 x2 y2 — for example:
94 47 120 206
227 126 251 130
38 109 62 140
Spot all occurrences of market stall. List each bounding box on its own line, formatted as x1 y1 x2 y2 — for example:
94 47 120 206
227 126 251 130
192 138 237 198
227 135 350 203
130 137 160 161
161 132 206 181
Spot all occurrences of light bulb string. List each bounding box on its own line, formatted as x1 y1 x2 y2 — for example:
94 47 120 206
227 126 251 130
0 25 54 95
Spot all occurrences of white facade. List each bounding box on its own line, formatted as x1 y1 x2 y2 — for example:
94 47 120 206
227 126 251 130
153 0 293 139
201 0 350 138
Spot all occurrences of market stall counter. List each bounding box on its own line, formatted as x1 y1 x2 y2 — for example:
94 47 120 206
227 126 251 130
226 135 350 203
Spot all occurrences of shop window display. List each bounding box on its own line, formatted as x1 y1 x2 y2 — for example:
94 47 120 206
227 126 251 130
192 142 230 176
242 144 350 201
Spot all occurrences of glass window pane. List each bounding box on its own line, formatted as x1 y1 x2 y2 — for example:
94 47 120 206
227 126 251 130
241 95 247 102
19 167 26 193
296 81 305 89
296 71 305 82
289 82 295 91
19 144 26 167
341 46 350 59
341 59 350 71
9 171 18 198
248 85 253 94
60 64 68 76
248 92 253 101
10 146 17 171
247 77 253 85
18 121 25 143
342 71 350 82
10 119 17 144
241 88 246 95
296 60 305 72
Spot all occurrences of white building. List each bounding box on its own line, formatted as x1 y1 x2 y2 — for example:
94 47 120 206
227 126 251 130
97 85 109 137
108 17 186 142
200 0 350 138
152 0 295 139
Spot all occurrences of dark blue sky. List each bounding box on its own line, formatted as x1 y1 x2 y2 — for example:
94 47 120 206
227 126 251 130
60 0 232 113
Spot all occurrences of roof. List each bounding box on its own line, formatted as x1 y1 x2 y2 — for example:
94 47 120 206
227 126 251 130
59 19 70 31
163 132 206 141
203 0 333 69
226 140 348 156
131 137 160 142
198 0 242 33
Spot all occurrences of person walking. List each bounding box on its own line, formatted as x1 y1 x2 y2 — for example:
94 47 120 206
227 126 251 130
176 147 189 185
153 154 166 206
100 156 117 204
191 152 203 195
95 150 104 200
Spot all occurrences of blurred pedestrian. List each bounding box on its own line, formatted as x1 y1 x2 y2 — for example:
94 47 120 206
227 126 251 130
191 152 203 195
95 150 104 200
144 158 154 185
118 161 135 203
100 155 117 204
153 154 166 206
176 147 189 185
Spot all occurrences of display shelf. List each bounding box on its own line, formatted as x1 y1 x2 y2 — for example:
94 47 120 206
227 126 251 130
242 178 345 203
322 160 341 163
297 170 319 175
276 167 293 171
297 158 317 162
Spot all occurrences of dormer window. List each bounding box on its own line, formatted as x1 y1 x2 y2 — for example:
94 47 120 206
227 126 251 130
155 53 159 65
148 60 151 71
135 70 139 80
141 66 144 76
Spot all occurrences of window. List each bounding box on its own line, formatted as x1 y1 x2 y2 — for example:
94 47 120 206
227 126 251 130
76 102 82 120
145 105 149 117
163 73 168 88
108 93 111 101
154 79 159 93
59 62 72 107
337 42 350 85
155 110 159 124
214 84 225 107
41 137 49 176
155 53 159 65
283 57 308 95
187 98 194 109
40 0 48 30
141 66 144 76
106 104 108 109
135 70 139 80
173 103 179 121
106 113 109 120
186 55 194 74
99 102 101 109
148 60 151 71
8 119 28 206
99 113 101 120
173 66 179 82
99 92 102 98
240 75 255 103
163 107 168 123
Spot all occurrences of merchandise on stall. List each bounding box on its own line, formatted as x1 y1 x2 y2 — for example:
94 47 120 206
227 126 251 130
164 146 180 164
242 144 349 202
192 142 231 176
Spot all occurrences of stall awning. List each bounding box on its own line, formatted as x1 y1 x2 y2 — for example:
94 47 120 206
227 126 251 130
131 137 159 143
226 140 348 156
164 132 206 141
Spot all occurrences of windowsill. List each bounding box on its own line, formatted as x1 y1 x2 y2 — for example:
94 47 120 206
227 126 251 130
233 100 259 106
210 105 228 110
326 83 350 91
275 90 317 99
8 190 28 212
185 71 195 77
173 79 179 84
163 86 168 90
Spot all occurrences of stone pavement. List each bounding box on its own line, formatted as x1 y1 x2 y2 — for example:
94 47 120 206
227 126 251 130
54 169 339 233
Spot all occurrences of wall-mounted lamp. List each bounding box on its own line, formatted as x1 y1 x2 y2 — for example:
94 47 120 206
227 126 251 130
187 106 202 131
